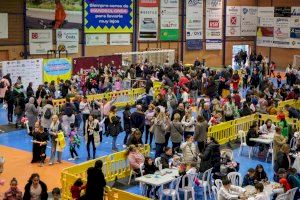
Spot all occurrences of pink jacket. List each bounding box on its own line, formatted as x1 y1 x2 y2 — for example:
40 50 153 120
0 78 10 98
128 151 145 170
115 80 122 91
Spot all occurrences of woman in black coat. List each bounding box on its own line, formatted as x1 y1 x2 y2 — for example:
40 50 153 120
23 173 48 200
246 123 260 147
200 136 221 173
123 104 131 145
4 86 14 124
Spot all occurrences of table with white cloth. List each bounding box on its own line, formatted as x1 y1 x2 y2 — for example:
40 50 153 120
244 182 284 200
135 168 179 187
249 134 274 145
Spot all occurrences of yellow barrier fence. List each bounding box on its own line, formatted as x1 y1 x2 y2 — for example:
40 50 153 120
106 187 150 200
61 145 150 200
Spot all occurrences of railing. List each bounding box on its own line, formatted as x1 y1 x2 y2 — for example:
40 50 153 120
106 187 151 200
61 145 151 200
53 82 162 114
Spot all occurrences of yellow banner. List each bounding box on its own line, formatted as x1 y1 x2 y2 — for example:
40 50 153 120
43 58 72 84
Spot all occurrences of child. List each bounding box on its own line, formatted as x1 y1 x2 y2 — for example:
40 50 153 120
254 164 268 182
114 77 122 91
143 157 159 198
277 72 282 88
172 155 181 168
278 168 291 192
68 123 80 161
71 178 86 200
242 168 255 187
51 188 61 200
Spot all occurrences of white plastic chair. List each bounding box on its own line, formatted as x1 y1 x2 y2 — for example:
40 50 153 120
128 163 144 185
238 130 253 158
179 173 197 200
214 179 223 190
160 176 181 200
265 142 274 166
227 172 242 187
275 193 288 200
290 137 297 150
154 157 161 167
287 187 298 200
198 168 213 200
211 185 218 200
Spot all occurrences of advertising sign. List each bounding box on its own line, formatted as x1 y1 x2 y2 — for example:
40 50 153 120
0 13 8 39
274 7 291 17
160 0 179 41
29 29 53 55
186 0 203 40
110 34 131 45
43 58 72 83
84 0 133 33
241 6 258 36
206 39 222 50
86 34 107 46
56 29 79 53
226 6 240 36
139 0 158 41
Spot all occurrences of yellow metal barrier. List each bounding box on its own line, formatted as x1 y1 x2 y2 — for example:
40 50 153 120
61 145 150 200
106 187 150 200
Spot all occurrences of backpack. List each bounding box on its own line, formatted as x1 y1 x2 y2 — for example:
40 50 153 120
44 108 52 120
0 81 4 89
224 103 234 117
64 103 74 117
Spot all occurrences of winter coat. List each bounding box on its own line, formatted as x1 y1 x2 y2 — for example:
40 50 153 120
200 142 221 172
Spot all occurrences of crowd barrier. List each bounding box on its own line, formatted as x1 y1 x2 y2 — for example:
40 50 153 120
106 187 150 200
53 82 162 114
61 145 151 200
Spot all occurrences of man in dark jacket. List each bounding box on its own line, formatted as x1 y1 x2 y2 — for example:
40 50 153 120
171 103 185 120
200 137 221 173
131 105 145 134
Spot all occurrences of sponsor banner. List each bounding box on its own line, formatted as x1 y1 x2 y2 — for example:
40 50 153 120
56 29 79 53
226 26 240 37
0 13 8 39
226 15 240 27
206 0 222 41
86 34 107 46
257 27 274 37
186 0 203 40
206 0 222 9
290 17 300 28
291 7 300 16
43 58 72 83
2 59 43 90
258 17 274 27
139 4 158 41
226 6 240 36
160 0 179 41
291 28 300 39
257 36 273 47
29 29 53 55
186 39 203 50
206 29 222 39
273 38 290 48
206 39 222 50
290 38 300 49
84 0 133 33
274 27 290 39
139 0 158 7
274 17 290 28
258 7 274 17
110 34 131 45
241 6 258 36
274 7 291 17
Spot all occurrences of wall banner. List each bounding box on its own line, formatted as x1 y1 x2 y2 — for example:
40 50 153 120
86 34 107 46
206 39 222 50
257 27 274 47
2 59 43 90
139 0 158 41
0 13 8 39
241 6 258 36
29 29 53 55
291 7 300 28
274 7 291 18
160 0 179 41
186 0 203 40
226 6 240 36
206 0 223 46
187 39 203 50
43 58 72 83
56 29 79 54
110 34 130 45
290 28 300 48
84 0 133 33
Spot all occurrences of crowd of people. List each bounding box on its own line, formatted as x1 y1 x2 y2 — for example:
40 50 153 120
1 53 300 199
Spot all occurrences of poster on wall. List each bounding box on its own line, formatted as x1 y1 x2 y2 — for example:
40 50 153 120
290 28 300 48
226 6 240 36
241 7 258 36
86 34 107 46
258 7 274 27
29 29 53 55
84 0 133 33
0 13 8 39
43 58 72 83
257 27 274 47
160 0 179 41
274 7 291 18
56 29 79 54
138 0 158 41
186 0 203 41
206 0 222 50
110 34 130 45
291 7 300 28
26 0 82 29
2 59 43 90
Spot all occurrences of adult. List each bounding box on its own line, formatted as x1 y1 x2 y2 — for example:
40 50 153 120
123 104 132 146
166 88 177 111
153 110 167 158
35 85 47 104
169 113 183 152
273 127 287 162
3 178 22 200
25 97 39 135
32 122 48 166
126 129 143 147
144 104 155 145
274 144 291 175
85 114 100 160
107 106 123 151
99 97 117 134
127 145 145 173
131 105 145 136
180 135 198 164
0 74 10 103
61 97 76 134
201 103 211 122
153 93 167 108
259 119 276 135
12 83 25 128
79 96 91 135
23 173 48 200
79 160 106 200
160 147 173 169
200 136 221 173
194 115 208 153
246 123 260 147
171 103 185 121
40 100 54 133
49 115 63 165
218 179 246 200
181 109 195 138
26 82 34 98
223 95 236 121
4 86 14 124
